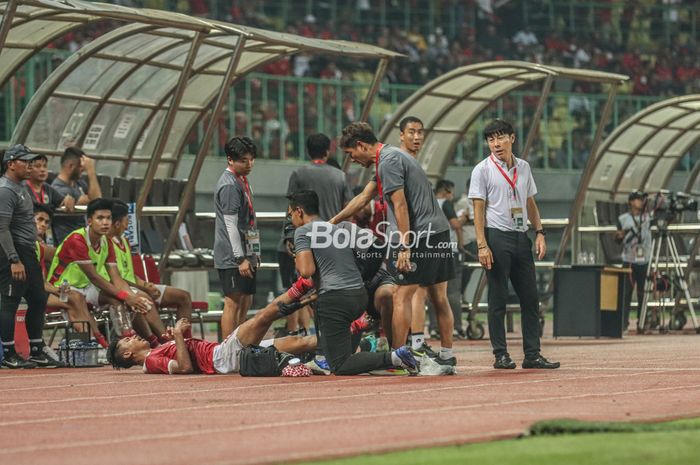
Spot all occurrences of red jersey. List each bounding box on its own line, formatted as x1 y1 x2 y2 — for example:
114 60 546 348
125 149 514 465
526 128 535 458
144 338 217 375
48 228 117 286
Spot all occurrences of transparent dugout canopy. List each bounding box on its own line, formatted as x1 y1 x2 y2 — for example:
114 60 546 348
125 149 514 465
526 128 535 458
0 0 400 180
377 60 628 181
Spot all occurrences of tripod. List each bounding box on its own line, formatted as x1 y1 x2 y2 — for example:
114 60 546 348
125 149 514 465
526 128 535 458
638 227 699 332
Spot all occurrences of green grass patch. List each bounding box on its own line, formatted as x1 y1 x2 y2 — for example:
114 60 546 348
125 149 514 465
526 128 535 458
297 418 700 465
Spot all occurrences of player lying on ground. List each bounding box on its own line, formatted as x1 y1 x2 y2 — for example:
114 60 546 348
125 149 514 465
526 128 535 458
107 284 319 374
109 274 420 375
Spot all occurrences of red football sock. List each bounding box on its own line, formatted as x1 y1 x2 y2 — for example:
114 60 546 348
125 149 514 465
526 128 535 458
94 333 108 349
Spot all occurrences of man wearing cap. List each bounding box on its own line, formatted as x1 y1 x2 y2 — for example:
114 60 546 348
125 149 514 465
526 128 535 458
0 145 63 368
616 190 651 331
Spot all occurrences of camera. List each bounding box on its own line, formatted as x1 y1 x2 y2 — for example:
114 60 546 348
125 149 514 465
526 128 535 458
648 190 698 230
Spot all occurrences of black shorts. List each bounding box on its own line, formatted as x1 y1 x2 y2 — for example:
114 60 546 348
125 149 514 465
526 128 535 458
365 268 396 319
277 252 297 289
388 230 455 286
218 268 256 296
0 243 46 298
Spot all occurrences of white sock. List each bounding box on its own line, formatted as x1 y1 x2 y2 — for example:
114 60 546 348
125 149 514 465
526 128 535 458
410 333 424 350
439 347 454 360
391 351 404 368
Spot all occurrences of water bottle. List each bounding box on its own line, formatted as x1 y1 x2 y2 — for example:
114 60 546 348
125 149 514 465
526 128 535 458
577 251 587 264
109 305 133 337
59 280 70 303
267 291 275 306
588 251 596 265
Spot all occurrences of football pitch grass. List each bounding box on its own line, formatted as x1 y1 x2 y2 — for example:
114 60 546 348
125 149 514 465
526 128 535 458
299 417 700 465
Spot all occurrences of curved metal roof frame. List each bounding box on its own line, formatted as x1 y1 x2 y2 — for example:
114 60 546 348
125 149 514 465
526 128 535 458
580 95 700 205
569 94 700 280
376 60 628 181
1 0 402 271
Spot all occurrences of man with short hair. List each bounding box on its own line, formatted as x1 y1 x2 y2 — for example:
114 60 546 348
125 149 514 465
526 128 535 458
616 190 651 331
46 198 160 344
25 154 75 212
214 136 260 336
51 147 102 243
0 144 61 368
332 122 456 368
398 116 424 158
469 119 559 369
290 189 417 375
34 203 108 348
277 133 353 335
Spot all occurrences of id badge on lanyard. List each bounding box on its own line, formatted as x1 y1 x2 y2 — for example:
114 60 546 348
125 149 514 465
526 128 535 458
490 155 522 229
246 229 261 259
635 243 645 262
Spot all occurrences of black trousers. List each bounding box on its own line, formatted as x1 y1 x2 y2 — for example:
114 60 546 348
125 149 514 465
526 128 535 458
485 228 540 358
623 261 647 327
316 287 393 375
0 244 48 346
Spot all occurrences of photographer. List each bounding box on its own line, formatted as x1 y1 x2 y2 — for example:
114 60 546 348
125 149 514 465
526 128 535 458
616 191 651 331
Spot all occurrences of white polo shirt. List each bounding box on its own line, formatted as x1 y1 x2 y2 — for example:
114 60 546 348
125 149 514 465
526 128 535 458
468 154 537 232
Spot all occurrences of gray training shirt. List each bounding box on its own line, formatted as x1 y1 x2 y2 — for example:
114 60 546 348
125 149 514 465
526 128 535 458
278 161 353 254
51 177 88 243
0 176 38 258
287 163 352 221
377 145 449 239
294 220 364 294
214 169 256 269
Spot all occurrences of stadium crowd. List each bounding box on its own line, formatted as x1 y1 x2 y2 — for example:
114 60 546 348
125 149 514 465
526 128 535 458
50 1 700 97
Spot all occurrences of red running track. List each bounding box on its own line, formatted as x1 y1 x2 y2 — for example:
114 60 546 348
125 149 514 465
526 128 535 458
1 332 700 465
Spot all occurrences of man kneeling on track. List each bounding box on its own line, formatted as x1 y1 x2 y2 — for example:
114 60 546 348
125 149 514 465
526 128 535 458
107 282 319 374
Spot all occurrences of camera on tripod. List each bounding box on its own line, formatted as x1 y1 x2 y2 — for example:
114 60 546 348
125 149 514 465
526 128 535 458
648 190 698 231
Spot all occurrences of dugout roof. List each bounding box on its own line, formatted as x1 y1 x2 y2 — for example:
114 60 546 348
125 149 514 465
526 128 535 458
0 0 400 181
378 60 628 181
581 94 700 205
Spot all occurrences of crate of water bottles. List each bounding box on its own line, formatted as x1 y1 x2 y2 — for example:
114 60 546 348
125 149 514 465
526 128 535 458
58 332 101 367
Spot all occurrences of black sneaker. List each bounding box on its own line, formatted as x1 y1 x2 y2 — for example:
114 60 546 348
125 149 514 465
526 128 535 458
435 355 457 367
419 342 439 359
2 353 37 369
494 354 516 369
522 355 560 369
28 353 66 368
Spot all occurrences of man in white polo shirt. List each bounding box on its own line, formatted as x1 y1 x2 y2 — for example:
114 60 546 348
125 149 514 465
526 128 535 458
469 119 559 370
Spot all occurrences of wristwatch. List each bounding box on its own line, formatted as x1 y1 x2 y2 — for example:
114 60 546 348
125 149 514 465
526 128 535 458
535 229 546 236
9 256 20 264
398 244 409 252
234 256 246 265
